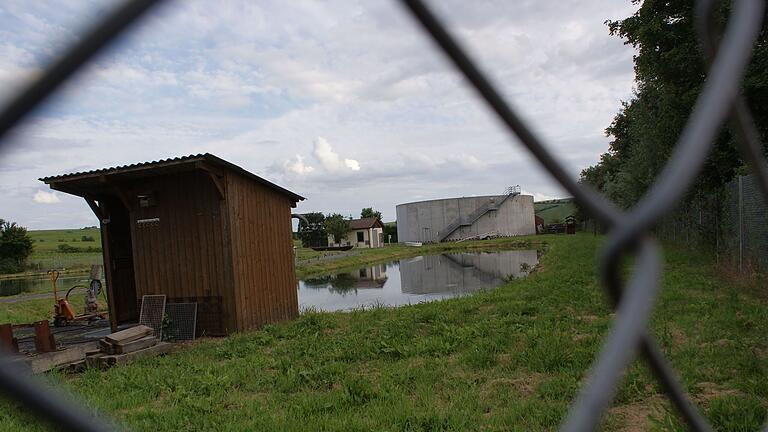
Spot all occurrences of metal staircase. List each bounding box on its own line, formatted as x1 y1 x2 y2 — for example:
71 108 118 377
437 185 520 242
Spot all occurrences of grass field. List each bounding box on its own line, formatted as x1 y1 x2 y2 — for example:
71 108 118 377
0 228 105 278
0 295 90 325
27 228 101 255
2 234 767 431
534 199 576 224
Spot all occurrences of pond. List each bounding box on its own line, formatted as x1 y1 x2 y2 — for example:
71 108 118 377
297 249 539 312
0 275 91 297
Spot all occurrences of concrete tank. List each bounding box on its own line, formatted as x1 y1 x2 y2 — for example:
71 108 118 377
396 194 536 243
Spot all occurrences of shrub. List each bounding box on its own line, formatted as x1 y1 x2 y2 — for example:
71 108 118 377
0 220 33 274
0 257 23 274
57 244 81 253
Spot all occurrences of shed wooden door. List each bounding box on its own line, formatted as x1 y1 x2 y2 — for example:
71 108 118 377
104 199 138 324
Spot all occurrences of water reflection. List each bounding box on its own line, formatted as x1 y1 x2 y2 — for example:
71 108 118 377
302 263 388 294
298 249 538 311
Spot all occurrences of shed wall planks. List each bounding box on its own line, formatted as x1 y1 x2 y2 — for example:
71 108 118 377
127 171 231 334
227 172 298 329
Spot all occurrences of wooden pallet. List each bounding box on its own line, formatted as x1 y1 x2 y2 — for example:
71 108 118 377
95 342 173 368
12 345 89 374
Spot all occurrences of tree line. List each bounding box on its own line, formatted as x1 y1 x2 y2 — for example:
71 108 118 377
580 2 768 210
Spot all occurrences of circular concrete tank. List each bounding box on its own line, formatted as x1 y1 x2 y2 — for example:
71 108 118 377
395 194 536 243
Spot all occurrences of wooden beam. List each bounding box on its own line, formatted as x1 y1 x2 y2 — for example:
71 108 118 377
99 201 119 333
84 197 105 220
112 187 133 210
97 176 133 210
104 325 152 345
197 162 226 199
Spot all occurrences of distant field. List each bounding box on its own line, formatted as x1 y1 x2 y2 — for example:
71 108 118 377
534 199 576 224
20 228 103 275
28 228 101 256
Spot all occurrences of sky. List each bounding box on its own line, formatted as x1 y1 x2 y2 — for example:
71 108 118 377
0 0 638 229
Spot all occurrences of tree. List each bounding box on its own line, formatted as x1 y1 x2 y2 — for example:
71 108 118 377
360 207 382 220
297 212 327 247
581 2 768 209
382 222 398 243
0 219 34 274
324 213 350 244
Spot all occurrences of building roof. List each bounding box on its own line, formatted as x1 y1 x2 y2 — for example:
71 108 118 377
348 217 383 230
40 153 304 202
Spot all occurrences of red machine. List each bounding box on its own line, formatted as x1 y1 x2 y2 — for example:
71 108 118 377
49 268 107 327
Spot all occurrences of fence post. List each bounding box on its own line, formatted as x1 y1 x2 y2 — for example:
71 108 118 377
738 175 744 272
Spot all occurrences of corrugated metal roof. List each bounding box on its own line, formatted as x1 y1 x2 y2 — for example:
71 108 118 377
39 154 208 182
39 153 304 201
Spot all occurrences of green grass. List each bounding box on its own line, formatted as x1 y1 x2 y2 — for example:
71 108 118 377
27 228 101 255
0 295 89 324
295 246 347 262
0 228 105 279
1 234 767 431
534 199 576 224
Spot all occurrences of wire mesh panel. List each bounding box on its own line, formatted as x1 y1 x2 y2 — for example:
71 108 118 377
163 303 197 342
138 295 166 338
0 0 766 431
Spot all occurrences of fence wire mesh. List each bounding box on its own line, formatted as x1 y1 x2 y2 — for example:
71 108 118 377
0 0 767 430
658 173 768 273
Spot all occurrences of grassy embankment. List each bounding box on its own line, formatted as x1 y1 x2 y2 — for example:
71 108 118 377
2 233 767 431
534 199 576 224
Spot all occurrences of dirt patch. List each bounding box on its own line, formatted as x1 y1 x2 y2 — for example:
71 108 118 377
608 396 663 432
480 373 545 398
572 333 588 342
699 338 732 349
667 325 689 346
694 382 742 402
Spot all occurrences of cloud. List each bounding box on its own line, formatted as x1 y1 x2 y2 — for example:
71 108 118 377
0 0 638 227
33 190 60 204
281 154 315 180
312 137 360 173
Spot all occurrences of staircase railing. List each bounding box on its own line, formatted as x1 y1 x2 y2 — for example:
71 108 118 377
437 188 520 242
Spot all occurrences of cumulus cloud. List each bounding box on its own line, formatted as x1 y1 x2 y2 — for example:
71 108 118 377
312 137 360 173
270 136 362 184
281 154 315 180
33 190 60 204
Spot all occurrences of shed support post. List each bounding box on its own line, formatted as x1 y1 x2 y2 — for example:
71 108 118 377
84 197 118 333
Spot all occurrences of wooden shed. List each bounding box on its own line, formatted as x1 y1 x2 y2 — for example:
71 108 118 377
40 154 304 335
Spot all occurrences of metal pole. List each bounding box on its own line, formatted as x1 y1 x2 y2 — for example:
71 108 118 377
739 175 744 272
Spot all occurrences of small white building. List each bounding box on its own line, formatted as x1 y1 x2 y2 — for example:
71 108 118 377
328 217 385 248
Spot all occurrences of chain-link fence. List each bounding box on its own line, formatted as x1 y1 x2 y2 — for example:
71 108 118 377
657 173 768 272
0 0 767 431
